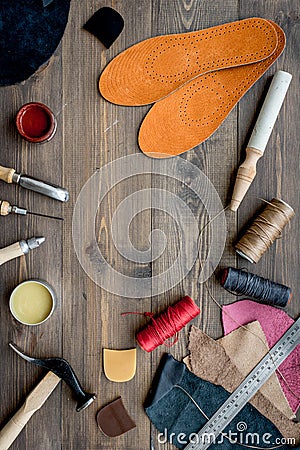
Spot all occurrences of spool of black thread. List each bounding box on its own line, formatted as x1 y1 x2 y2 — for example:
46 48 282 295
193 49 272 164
220 267 292 307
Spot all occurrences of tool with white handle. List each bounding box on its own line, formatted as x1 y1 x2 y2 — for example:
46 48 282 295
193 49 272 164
230 70 292 211
184 317 300 450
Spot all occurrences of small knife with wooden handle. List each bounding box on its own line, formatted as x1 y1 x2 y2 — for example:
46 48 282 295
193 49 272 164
0 165 69 202
0 372 60 450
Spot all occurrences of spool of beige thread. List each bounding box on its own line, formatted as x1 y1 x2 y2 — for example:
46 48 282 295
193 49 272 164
235 198 294 263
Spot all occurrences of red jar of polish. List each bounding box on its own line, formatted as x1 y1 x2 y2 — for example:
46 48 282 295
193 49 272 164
16 102 57 143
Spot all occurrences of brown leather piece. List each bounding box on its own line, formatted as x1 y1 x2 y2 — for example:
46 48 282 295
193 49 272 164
96 397 136 437
217 321 294 420
139 21 285 157
184 326 300 445
99 18 278 106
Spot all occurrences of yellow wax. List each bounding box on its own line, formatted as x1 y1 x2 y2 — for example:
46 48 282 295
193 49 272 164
11 282 53 325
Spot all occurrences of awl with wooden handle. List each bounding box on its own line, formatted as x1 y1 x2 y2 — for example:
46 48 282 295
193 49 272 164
0 165 69 202
0 371 60 450
0 200 63 221
0 236 45 266
229 70 292 212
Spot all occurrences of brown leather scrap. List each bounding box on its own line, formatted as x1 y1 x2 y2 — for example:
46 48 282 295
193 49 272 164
99 18 278 106
184 325 300 445
96 397 136 437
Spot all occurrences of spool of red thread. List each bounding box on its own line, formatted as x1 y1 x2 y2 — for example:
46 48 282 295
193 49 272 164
16 102 57 143
136 296 200 352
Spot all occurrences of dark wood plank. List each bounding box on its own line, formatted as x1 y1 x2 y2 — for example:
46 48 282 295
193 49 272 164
0 38 64 450
237 0 300 318
61 1 153 449
149 1 239 449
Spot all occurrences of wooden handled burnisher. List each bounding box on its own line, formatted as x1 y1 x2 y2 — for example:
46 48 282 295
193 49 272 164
230 70 292 212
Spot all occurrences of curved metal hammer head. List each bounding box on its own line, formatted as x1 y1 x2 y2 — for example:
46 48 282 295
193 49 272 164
9 342 96 411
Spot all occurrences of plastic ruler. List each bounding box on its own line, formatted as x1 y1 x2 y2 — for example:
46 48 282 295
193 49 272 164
184 317 300 450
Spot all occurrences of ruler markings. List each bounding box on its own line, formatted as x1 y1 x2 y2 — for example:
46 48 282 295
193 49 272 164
184 318 300 450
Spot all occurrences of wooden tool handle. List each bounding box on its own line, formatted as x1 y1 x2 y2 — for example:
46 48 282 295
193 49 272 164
230 147 263 211
0 404 37 450
0 242 24 266
230 71 292 212
0 166 15 184
0 201 10 216
0 372 60 450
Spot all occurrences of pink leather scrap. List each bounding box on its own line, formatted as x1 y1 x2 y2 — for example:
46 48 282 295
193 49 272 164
222 300 300 414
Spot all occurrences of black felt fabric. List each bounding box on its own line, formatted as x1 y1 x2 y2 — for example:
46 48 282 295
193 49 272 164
0 0 70 86
83 7 124 49
145 354 299 450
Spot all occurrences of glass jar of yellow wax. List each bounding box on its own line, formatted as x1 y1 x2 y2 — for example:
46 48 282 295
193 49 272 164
9 280 56 326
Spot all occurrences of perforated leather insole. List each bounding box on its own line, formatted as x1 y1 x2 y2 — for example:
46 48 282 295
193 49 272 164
99 18 278 106
139 21 285 158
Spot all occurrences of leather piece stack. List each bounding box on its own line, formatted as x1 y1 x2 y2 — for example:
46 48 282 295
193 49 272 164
218 321 293 420
184 324 300 445
222 300 300 414
145 354 296 450
99 18 286 157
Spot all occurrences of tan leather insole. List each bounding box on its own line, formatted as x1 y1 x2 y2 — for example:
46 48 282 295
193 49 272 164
138 21 285 158
99 18 278 106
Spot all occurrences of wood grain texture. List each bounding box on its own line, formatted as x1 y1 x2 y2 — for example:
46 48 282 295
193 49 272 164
0 1 299 450
237 0 300 318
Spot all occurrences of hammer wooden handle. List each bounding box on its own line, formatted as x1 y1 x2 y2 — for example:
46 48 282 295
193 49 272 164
0 372 60 450
0 166 15 184
0 242 24 266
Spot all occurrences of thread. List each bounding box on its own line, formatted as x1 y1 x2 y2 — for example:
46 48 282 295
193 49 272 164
174 385 283 450
136 296 200 352
196 205 300 405
235 198 294 263
220 267 292 307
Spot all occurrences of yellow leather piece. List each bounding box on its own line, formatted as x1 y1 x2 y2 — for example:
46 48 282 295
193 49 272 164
99 18 278 106
103 348 136 382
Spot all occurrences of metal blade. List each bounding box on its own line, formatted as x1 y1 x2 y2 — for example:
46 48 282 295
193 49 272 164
17 175 69 202
27 211 64 221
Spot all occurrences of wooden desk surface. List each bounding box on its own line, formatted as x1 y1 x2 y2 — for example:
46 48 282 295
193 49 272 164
0 1 299 449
